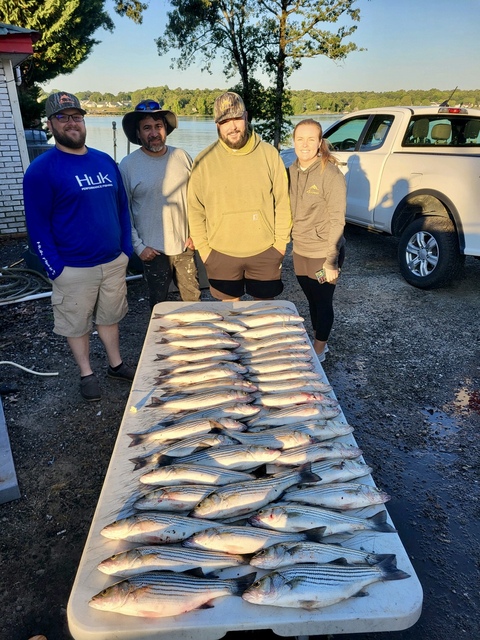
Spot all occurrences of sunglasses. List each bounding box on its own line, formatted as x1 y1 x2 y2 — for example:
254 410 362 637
51 114 84 123
135 100 160 112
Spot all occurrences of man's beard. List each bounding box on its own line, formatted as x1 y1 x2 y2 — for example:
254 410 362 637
53 128 86 149
219 129 249 150
145 140 166 153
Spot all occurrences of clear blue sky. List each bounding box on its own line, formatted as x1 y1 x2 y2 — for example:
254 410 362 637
43 0 480 95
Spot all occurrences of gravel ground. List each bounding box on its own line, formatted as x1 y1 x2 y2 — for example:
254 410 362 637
0 228 479 640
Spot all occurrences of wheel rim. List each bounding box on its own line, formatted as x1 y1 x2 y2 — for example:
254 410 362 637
405 230 439 277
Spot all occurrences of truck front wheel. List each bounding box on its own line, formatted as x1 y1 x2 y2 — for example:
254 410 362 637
398 216 464 289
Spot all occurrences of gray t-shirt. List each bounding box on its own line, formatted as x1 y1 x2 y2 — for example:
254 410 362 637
119 146 192 256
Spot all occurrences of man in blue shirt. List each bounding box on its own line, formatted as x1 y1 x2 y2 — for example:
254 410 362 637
23 91 135 402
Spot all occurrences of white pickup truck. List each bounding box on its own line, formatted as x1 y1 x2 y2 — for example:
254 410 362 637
282 106 480 289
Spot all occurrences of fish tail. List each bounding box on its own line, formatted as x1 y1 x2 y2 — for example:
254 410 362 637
369 510 397 533
129 456 147 470
377 556 411 580
156 454 174 467
127 433 145 447
369 553 398 566
154 354 168 361
298 462 321 484
230 572 257 596
156 337 168 344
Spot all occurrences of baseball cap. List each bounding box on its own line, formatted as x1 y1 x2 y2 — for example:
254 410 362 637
214 92 246 124
45 92 86 118
122 100 178 145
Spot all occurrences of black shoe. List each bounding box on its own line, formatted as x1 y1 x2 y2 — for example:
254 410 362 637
107 362 136 382
80 374 101 401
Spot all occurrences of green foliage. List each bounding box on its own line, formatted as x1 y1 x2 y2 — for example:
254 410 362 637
156 0 365 147
0 0 146 124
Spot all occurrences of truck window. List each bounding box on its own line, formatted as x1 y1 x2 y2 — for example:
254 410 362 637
403 116 480 147
360 116 394 150
325 116 369 151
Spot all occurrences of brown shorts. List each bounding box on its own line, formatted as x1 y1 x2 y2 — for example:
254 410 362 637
293 246 346 283
51 253 129 337
204 247 284 300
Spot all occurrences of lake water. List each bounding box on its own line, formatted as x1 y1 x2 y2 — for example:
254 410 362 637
75 114 340 162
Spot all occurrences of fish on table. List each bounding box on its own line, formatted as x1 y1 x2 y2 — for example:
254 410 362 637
149 444 282 471
133 484 217 512
98 545 250 577
248 502 397 536
270 442 362 467
153 309 224 323
148 390 254 413
138 463 257 487
191 465 320 520
90 570 256 618
242 558 410 610
284 482 391 510
250 540 395 569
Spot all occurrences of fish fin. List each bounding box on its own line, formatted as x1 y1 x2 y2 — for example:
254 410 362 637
184 567 207 578
329 557 350 566
156 337 168 344
352 589 369 598
299 600 321 610
129 456 147 470
304 526 327 541
231 572 257 596
198 603 215 610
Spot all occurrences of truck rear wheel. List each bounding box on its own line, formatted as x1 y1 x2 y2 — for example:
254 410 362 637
398 216 464 289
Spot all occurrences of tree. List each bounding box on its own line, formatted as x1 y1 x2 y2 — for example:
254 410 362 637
0 0 147 126
157 0 365 147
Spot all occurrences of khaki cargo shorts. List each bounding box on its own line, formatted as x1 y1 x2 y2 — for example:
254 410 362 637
51 253 129 337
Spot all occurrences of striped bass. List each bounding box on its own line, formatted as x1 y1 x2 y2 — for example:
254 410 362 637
149 390 254 412
267 458 372 482
199 319 248 333
250 421 353 441
157 324 232 337
228 428 313 450
242 558 410 609
90 570 256 618
155 348 240 363
159 360 248 375
237 334 308 352
246 405 341 427
192 465 320 520
158 379 258 395
246 360 314 375
232 313 305 328
155 368 244 387
154 444 281 470
165 403 261 422
272 442 362 467
130 432 240 470
254 391 338 408
157 335 241 349
98 545 250 577
138 463 256 487
241 347 313 362
183 524 326 554
234 324 306 339
229 304 299 316
133 484 216 512
249 502 396 535
127 418 226 448
154 309 224 323
285 482 391 510
248 370 324 382
100 512 219 544
250 541 394 569
253 379 332 393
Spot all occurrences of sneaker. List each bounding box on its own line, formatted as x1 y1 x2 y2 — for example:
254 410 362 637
315 344 329 363
107 362 136 382
80 374 101 401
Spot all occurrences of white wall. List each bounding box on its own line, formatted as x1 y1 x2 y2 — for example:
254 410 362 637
0 56 28 235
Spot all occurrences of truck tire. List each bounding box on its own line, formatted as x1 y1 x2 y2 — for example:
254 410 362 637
398 216 464 289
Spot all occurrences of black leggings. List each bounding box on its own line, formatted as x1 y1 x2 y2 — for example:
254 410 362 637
296 275 336 342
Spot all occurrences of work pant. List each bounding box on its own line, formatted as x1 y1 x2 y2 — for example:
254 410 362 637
143 249 201 309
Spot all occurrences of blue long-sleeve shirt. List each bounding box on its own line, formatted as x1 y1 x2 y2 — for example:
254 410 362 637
23 146 133 279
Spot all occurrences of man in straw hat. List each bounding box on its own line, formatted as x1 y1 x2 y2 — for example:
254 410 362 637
187 91 292 301
23 91 135 403
120 100 200 309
